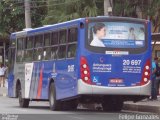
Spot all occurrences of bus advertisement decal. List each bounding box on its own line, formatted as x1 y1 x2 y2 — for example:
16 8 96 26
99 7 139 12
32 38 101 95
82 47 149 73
37 65 44 99
92 63 111 73
25 63 34 98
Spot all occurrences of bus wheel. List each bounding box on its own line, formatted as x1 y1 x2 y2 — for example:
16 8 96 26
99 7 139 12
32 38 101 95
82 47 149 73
49 82 61 111
18 85 29 108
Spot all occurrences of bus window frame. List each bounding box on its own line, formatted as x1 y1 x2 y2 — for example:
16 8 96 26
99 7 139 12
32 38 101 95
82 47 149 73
57 28 67 60
34 34 44 48
66 27 78 59
16 37 25 63
8 39 16 71
44 32 51 47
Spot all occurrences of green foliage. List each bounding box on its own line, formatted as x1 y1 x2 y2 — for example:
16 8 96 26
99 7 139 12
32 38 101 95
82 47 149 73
0 0 47 40
113 0 160 32
113 0 139 17
0 0 25 35
43 0 103 24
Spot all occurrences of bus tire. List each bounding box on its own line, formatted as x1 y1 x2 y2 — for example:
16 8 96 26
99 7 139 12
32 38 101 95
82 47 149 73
49 82 61 111
18 84 29 108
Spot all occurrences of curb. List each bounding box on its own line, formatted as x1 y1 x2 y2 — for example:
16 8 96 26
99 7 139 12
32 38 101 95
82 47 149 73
123 103 160 113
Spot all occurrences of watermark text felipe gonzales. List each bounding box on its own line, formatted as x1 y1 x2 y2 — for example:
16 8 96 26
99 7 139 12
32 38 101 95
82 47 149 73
1 114 18 120
119 114 160 120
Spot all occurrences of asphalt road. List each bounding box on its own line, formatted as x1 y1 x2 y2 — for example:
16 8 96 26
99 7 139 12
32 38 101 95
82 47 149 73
0 96 159 120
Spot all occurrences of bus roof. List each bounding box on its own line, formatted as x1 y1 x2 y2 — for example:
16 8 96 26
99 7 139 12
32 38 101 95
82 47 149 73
10 16 148 39
10 18 85 39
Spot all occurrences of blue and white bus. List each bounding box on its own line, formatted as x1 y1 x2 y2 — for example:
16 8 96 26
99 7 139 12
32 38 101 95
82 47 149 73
8 16 151 111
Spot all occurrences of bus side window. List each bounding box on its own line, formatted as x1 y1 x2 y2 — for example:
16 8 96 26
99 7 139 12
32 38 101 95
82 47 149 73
59 29 67 44
51 32 58 45
17 37 25 62
34 48 43 61
68 27 78 42
24 50 33 61
67 27 78 58
44 33 50 46
58 45 66 59
51 47 58 60
67 44 77 58
34 34 43 48
8 47 15 71
43 47 51 60
26 36 33 49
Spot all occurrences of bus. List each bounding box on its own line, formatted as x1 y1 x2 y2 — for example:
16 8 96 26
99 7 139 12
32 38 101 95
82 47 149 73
8 16 151 111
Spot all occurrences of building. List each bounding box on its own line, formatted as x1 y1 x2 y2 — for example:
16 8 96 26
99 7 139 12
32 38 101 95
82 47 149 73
152 33 160 58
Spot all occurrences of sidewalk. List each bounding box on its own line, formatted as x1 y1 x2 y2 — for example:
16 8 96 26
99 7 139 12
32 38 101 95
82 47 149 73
0 86 160 113
0 87 7 97
123 96 160 113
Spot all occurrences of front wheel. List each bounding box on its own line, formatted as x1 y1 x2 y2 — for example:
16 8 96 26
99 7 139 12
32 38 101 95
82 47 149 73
49 82 62 111
18 84 29 108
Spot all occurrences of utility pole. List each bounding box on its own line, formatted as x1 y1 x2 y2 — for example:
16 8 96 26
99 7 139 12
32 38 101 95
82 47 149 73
25 0 31 28
104 0 112 16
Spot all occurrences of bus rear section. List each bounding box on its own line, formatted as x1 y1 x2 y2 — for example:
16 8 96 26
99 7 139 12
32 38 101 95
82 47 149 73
77 17 151 111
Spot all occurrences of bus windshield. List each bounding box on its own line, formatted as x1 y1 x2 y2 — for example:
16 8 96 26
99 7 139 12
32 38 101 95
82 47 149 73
88 22 145 48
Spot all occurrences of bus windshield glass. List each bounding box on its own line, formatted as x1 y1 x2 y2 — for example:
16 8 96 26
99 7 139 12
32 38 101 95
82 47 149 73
88 22 145 48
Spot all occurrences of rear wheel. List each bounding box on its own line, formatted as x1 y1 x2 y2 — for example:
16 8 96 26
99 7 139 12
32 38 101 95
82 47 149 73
18 84 29 108
49 82 62 111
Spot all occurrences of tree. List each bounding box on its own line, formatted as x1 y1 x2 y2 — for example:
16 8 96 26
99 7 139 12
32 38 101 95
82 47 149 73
113 0 139 17
0 0 47 40
0 0 24 39
112 0 160 32
43 0 102 24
